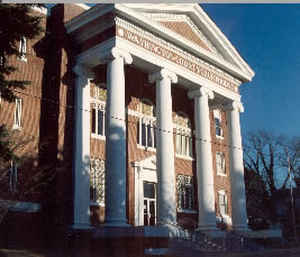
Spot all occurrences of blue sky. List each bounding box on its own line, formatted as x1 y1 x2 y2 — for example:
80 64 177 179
202 4 300 138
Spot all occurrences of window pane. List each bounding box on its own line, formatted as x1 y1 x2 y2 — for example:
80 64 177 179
92 108 96 133
176 134 181 154
144 182 155 198
98 110 104 135
147 124 153 147
142 123 146 146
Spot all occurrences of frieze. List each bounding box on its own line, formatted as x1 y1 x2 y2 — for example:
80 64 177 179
115 18 241 93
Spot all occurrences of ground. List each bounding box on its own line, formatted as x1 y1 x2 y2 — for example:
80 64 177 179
1 247 300 257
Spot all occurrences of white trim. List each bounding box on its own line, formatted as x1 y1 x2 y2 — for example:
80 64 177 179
75 3 90 10
134 155 157 226
65 4 114 33
117 37 241 102
177 209 197 214
115 4 254 82
13 98 22 130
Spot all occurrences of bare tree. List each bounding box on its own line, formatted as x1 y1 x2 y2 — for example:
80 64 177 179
243 130 288 196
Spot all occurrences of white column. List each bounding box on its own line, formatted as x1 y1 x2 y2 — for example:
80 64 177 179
226 101 248 231
188 87 218 231
104 47 132 227
149 68 177 226
72 64 93 229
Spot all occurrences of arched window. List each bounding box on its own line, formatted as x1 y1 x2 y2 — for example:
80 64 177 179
90 158 105 205
137 99 156 149
176 174 194 211
174 112 192 158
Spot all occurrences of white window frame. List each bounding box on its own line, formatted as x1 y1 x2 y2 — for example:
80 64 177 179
175 126 193 160
138 116 156 151
18 36 27 62
91 100 106 140
213 109 223 139
216 152 226 176
218 190 228 217
13 98 22 130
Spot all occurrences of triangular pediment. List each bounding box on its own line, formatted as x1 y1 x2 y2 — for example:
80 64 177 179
118 3 254 82
141 12 226 62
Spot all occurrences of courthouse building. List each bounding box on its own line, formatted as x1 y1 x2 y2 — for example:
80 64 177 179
0 3 254 235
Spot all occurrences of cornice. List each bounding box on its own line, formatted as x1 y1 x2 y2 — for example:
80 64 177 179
65 4 114 33
115 3 254 82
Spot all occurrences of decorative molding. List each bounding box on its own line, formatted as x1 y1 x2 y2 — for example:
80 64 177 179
115 17 240 92
188 87 214 100
115 4 254 82
225 100 244 113
144 13 226 62
101 46 133 65
149 68 178 84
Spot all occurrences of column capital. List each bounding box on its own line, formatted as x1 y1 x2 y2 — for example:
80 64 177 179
149 68 178 84
225 100 244 113
73 64 94 80
102 47 133 65
188 87 214 100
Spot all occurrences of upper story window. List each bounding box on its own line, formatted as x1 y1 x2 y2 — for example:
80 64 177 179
218 190 228 216
137 99 156 149
13 98 22 129
216 152 226 176
90 158 105 206
19 36 27 62
214 109 223 138
176 174 195 211
91 102 105 139
175 112 193 158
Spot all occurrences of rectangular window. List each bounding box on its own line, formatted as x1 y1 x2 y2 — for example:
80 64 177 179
175 129 192 158
91 103 105 139
214 109 223 138
13 98 22 129
218 191 228 216
19 37 27 61
216 152 226 175
139 118 156 149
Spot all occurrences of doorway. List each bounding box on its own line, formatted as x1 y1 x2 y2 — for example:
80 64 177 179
143 181 157 226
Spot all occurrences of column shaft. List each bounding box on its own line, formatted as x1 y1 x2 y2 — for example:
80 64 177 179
73 65 91 229
191 88 217 231
105 48 132 226
227 102 248 230
150 69 177 226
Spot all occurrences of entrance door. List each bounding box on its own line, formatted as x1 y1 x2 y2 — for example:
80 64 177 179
143 182 156 226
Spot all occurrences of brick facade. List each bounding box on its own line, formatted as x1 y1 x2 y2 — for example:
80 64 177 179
0 4 245 232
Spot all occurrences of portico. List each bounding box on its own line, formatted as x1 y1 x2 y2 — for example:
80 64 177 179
67 3 254 235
